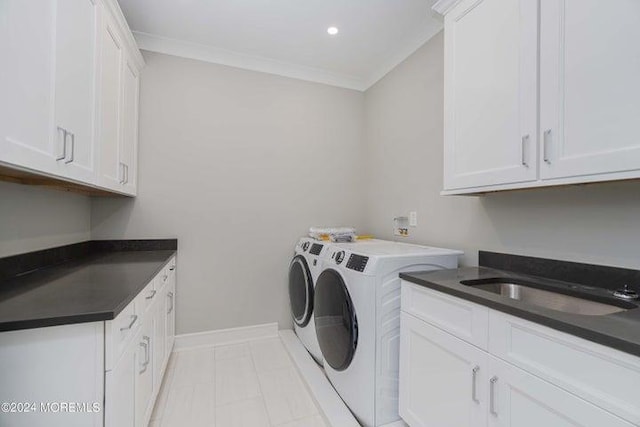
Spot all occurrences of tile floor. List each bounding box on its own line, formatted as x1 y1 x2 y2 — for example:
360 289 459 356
149 337 328 427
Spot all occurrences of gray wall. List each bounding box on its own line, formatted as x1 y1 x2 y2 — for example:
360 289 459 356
364 31 640 269
0 181 91 257
91 51 367 335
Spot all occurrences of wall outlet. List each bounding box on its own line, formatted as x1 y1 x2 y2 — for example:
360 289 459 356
409 211 418 227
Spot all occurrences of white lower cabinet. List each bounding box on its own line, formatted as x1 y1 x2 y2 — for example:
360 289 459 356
399 312 487 427
152 290 166 390
105 340 135 427
487 355 633 427
399 281 638 427
134 316 154 427
0 256 177 427
106 256 176 427
165 260 177 355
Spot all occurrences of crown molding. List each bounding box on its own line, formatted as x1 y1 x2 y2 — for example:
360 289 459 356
362 24 443 90
134 28 444 93
102 0 145 69
432 0 464 15
133 31 367 91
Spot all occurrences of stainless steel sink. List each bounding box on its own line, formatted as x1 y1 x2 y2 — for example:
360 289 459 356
463 281 630 315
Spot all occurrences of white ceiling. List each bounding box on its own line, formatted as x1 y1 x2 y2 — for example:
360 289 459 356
117 0 443 91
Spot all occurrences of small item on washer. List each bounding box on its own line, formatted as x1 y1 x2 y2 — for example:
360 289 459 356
309 226 357 242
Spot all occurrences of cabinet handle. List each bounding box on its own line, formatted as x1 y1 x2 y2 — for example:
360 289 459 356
471 366 480 403
64 132 75 164
167 292 174 314
143 335 151 366
119 162 126 184
120 314 138 331
124 164 129 184
56 127 67 161
543 129 552 164
489 376 498 416
139 340 148 374
145 290 157 300
521 135 529 167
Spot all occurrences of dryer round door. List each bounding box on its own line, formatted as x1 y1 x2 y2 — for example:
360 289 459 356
288 255 313 327
314 268 358 371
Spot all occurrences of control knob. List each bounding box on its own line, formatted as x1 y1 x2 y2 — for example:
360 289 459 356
335 251 345 265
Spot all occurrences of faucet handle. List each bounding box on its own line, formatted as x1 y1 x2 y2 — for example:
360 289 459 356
613 285 639 300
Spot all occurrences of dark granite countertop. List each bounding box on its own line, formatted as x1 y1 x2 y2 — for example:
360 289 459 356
0 240 177 332
400 266 640 357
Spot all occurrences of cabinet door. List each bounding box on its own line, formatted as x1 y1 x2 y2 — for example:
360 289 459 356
540 0 640 180
152 293 166 392
105 341 135 427
487 355 634 427
443 0 538 190
0 0 58 174
120 58 140 195
165 281 176 355
134 318 153 427
96 8 124 191
399 312 487 427
53 0 98 183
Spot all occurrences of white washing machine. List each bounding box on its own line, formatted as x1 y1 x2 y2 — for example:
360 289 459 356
314 240 462 427
288 237 331 364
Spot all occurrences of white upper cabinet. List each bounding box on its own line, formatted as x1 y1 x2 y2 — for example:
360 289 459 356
539 0 640 180
53 0 99 183
0 0 143 195
443 0 538 191
96 9 125 191
120 59 140 196
438 0 640 194
0 1 58 175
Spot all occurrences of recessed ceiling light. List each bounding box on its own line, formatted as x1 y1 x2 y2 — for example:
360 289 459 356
327 27 339 36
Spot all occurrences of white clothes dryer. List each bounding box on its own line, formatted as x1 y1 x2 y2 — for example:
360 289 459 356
314 239 462 426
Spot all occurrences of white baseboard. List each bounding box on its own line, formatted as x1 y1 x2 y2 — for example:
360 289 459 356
280 329 361 427
174 322 278 351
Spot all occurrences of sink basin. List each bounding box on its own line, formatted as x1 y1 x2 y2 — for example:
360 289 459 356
461 280 633 316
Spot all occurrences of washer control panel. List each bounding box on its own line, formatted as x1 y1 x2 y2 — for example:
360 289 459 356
346 254 369 272
309 243 324 255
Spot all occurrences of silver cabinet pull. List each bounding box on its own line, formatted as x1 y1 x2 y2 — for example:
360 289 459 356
521 135 529 167
489 376 498 416
124 163 129 184
64 132 75 164
143 335 151 366
120 314 138 331
543 129 552 164
119 162 125 184
471 366 480 403
56 127 67 161
145 290 157 300
139 339 149 374
167 292 174 314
